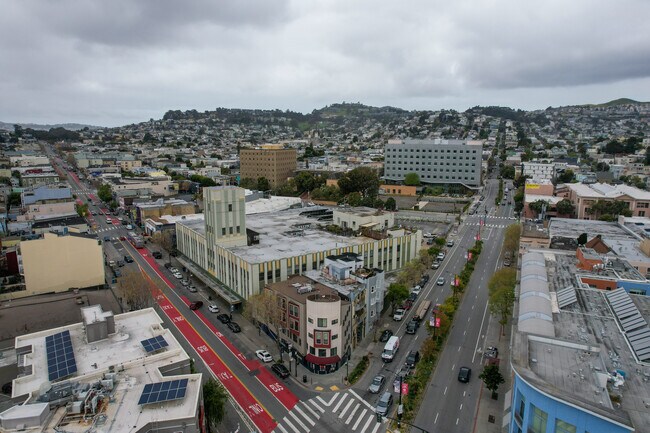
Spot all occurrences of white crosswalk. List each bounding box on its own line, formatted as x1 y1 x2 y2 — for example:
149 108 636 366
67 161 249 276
273 390 386 433
465 222 508 228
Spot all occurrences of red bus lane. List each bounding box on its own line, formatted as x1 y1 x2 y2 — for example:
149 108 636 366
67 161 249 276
193 309 299 410
134 249 287 432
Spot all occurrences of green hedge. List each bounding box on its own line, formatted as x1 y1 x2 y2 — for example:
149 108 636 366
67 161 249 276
347 355 369 385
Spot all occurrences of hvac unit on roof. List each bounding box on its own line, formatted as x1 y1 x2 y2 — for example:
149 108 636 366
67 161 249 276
297 284 313 294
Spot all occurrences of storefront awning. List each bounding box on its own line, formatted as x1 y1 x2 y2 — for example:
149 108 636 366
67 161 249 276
304 354 341 365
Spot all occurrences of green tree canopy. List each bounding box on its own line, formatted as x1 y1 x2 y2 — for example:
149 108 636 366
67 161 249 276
556 199 575 216
503 224 521 254
7 191 21 206
499 165 515 179
586 199 632 219
384 197 397 211
404 172 421 186
97 184 113 203
529 199 549 215
294 171 326 193
385 283 409 311
577 233 588 245
203 379 229 432
257 177 270 191
556 169 575 183
239 177 257 189
338 167 380 197
479 364 505 395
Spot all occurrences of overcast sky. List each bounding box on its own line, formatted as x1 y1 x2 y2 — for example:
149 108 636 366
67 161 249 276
2 0 650 127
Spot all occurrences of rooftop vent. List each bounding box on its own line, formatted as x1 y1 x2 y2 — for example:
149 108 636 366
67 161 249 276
297 284 313 294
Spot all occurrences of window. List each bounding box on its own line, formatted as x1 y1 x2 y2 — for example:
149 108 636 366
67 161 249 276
308 317 313 324
289 304 299 317
332 334 338 340
314 330 330 347
237 226 241 233
555 419 576 433
229 227 233 234
331 319 338 325
331 347 338 356
309 346 315 355
514 392 525 425
222 228 226 236
318 349 327 357
317 318 327 327
527 404 547 433
228 204 232 212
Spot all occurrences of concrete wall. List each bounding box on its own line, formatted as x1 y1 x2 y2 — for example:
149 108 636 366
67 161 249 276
20 233 105 296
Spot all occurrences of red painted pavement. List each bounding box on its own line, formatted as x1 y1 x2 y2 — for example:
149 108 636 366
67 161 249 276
135 248 286 432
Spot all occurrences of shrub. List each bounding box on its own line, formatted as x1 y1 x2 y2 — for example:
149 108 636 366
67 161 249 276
347 355 369 384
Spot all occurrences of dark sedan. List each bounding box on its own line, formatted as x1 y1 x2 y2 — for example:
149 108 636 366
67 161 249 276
271 363 290 379
379 330 393 343
227 322 241 333
217 314 231 324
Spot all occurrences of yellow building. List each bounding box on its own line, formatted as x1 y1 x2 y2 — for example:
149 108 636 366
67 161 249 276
19 233 105 298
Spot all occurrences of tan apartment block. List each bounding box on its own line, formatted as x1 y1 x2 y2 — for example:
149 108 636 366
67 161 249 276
240 148 297 188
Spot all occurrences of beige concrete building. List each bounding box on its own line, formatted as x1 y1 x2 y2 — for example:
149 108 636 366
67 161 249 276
19 233 105 298
240 148 297 188
135 198 195 225
333 206 394 231
566 183 650 219
109 176 174 197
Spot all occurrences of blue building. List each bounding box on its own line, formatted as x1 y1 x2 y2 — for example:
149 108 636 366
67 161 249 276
506 252 646 433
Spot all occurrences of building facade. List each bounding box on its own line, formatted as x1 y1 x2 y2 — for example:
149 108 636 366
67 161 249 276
18 232 105 299
240 148 297 188
176 187 421 302
384 138 483 188
566 183 650 219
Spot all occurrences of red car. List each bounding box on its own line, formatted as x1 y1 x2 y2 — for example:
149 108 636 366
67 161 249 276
402 299 413 310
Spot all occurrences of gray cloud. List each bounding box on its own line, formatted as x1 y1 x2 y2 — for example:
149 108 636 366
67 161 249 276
1 0 649 126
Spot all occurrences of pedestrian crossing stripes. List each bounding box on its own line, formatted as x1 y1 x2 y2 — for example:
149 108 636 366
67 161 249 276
273 391 386 433
465 222 508 228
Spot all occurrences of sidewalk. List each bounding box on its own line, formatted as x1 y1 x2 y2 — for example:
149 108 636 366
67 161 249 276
473 314 512 433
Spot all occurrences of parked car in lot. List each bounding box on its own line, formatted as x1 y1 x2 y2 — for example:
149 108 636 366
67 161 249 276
189 301 203 310
393 309 405 321
256 350 273 363
379 330 393 342
217 314 231 324
208 305 219 313
437 252 445 261
368 375 385 394
227 322 241 333
408 292 418 302
271 363 290 379
458 366 472 383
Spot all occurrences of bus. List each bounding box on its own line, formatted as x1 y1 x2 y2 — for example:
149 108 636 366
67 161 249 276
127 232 144 249
415 300 431 322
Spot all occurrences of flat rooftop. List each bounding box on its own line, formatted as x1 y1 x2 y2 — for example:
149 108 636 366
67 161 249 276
269 274 350 306
12 308 200 433
513 252 650 430
550 218 650 265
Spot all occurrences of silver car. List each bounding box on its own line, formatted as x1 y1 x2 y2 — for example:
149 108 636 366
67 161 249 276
368 375 385 394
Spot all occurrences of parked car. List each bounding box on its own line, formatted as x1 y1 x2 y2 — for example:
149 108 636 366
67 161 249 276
368 375 385 394
437 252 445 261
181 279 190 286
188 285 197 293
393 309 405 321
170 267 179 273
152 251 162 259
256 350 273 363
126 224 134 230
271 363 290 379
116 260 124 267
484 346 499 359
405 319 419 334
227 322 241 333
174 273 183 279
103 236 111 242
124 255 134 263
375 392 393 416
189 301 203 310
408 292 418 302
217 314 231 324
446 239 454 247
405 350 420 367
431 261 440 269
412 285 422 296
208 304 219 313
458 366 472 383
437 277 445 286
379 330 393 342
503 258 511 267
420 274 430 284
401 299 413 310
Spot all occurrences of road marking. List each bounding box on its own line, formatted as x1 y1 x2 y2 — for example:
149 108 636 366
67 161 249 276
463 391 466 397
274 424 289 433
452 363 455 371
282 416 301 433
308 399 325 413
434 413 439 423
472 298 491 363
287 409 309 431
345 403 360 424
463 330 466 335
301 402 320 419
349 389 375 410
460 403 463 410
293 406 315 426
371 421 382 433
352 409 367 429
444 386 448 395
360 414 374 433
338 399 355 419
332 393 348 412
456 418 460 425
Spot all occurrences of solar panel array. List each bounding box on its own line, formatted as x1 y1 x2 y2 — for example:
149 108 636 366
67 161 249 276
46 330 77 381
138 379 189 405
557 286 578 309
141 335 169 353
606 289 650 362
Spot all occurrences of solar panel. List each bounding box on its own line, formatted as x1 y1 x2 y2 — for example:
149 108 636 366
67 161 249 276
556 286 577 309
138 378 189 405
141 335 169 353
605 289 650 362
45 330 77 381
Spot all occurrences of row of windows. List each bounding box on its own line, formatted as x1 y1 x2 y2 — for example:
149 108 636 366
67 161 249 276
387 173 477 181
387 148 477 154
309 346 338 357
389 155 477 160
514 392 578 433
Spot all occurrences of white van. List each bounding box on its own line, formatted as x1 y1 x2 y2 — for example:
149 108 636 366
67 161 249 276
381 336 400 362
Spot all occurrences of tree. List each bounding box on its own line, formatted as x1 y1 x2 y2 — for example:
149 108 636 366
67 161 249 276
479 364 505 398
346 192 363 206
586 199 632 219
243 290 282 330
151 230 175 253
556 199 575 216
310 185 342 202
203 379 229 432
384 197 397 211
404 172 421 186
117 268 154 311
75 203 88 217
97 184 113 203
294 171 326 193
577 233 588 246
7 191 21 206
238 177 257 189
221 167 231 175
385 283 409 312
556 169 575 184
488 268 516 335
257 177 270 191
499 165 515 179
503 224 521 255
528 199 549 215
338 167 380 198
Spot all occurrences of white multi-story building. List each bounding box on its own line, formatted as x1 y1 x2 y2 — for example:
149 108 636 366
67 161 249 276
522 161 556 182
384 138 483 188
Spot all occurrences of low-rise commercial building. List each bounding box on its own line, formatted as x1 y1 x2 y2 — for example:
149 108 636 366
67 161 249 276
3 306 202 432
566 183 650 219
